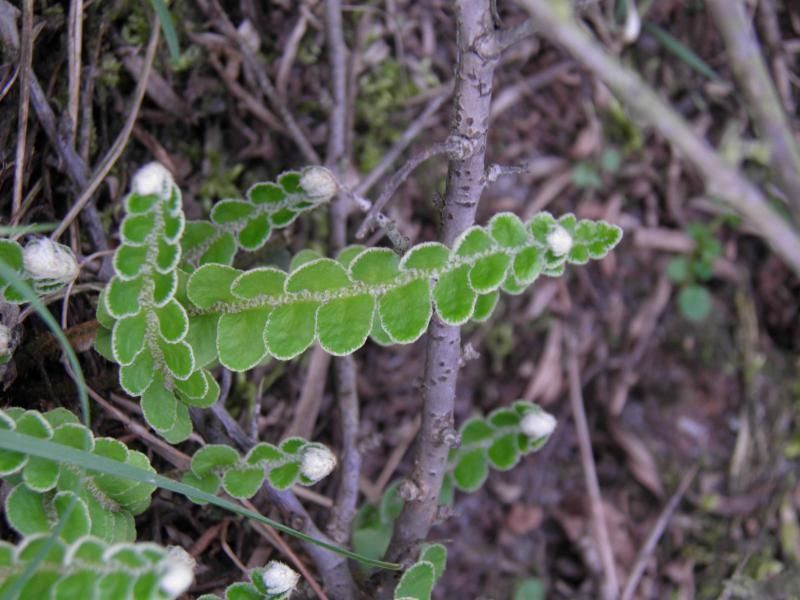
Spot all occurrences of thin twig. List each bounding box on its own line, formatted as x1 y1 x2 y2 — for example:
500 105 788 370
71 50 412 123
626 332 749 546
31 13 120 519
620 464 699 600
67 0 82 143
355 139 458 239
322 3 362 596
276 10 308 98
566 334 619 599
517 0 800 277
284 346 331 440
354 92 450 197
240 498 330 600
11 0 33 220
51 19 160 241
706 0 800 221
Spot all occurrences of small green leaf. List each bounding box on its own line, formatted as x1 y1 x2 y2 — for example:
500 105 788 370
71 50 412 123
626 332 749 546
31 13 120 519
264 301 318 360
178 369 219 409
246 443 283 466
487 434 520 470
6 483 48 535
218 308 272 371
488 408 520 427
113 244 149 279
105 276 145 318
211 199 255 224
120 213 156 244
433 265 476 325
238 214 271 250
158 339 195 379
459 418 494 445
53 492 91 542
350 248 401 284
119 349 155 396
317 295 374 355
472 292 499 322
173 368 209 400
419 544 447 581
185 313 220 368
379 279 432 343
337 245 366 268
192 444 241 477
22 454 59 491
111 311 147 365
223 466 265 499
678 284 712 322
231 267 286 300
160 403 193 444
666 257 689 282
453 448 488 492
152 270 178 305
468 252 511 293
489 213 528 247
141 382 178 432
394 561 435 600
286 258 350 292
528 212 556 244
400 242 449 271
155 238 180 272
187 264 240 308
182 471 221 504
249 182 285 204
290 249 323 271
200 232 237 266
454 227 494 257
155 299 189 342
268 462 300 490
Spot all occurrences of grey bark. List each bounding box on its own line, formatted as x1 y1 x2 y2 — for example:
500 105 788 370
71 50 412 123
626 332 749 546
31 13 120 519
381 0 499 581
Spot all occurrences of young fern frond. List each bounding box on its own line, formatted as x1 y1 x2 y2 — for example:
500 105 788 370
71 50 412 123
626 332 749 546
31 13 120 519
0 408 156 544
180 167 336 269
352 402 556 562
443 401 556 496
184 212 621 370
0 534 194 599
95 163 211 444
95 163 620 442
182 439 336 500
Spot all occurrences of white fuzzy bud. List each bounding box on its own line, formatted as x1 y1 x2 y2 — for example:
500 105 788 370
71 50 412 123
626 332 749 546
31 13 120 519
262 561 300 595
520 410 557 439
159 547 195 597
237 19 261 53
22 239 79 283
546 225 573 256
0 324 11 355
299 445 337 483
299 167 338 202
131 162 174 198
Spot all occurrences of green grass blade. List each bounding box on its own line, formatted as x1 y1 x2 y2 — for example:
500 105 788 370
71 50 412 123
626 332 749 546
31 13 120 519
643 22 719 81
0 430 402 571
0 223 57 236
149 0 180 62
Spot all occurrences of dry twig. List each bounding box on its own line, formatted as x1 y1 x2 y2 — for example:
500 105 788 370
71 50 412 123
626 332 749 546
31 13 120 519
566 334 619 599
707 0 800 220
516 0 800 277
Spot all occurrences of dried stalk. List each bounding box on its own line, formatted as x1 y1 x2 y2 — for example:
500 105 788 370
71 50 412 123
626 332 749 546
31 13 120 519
516 0 800 278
